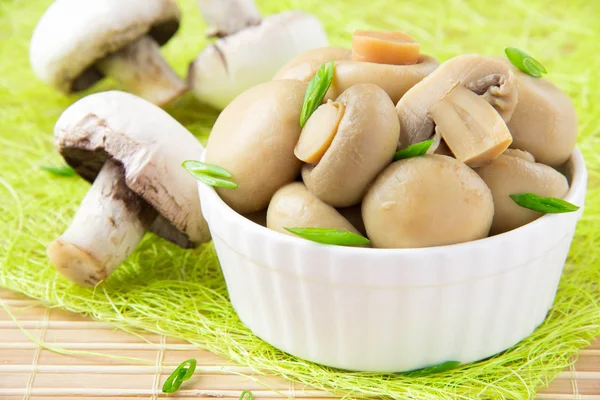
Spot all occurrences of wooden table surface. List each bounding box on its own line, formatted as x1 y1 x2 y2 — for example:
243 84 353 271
1 287 598 399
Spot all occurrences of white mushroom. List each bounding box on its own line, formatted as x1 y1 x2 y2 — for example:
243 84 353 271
188 0 328 110
30 0 186 107
47 91 211 286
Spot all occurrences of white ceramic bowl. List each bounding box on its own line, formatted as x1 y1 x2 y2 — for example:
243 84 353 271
197 149 587 372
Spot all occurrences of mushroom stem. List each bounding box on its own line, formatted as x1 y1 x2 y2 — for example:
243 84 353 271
46 159 157 287
197 0 261 37
96 36 187 107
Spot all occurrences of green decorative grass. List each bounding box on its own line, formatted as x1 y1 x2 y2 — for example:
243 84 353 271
1 0 600 398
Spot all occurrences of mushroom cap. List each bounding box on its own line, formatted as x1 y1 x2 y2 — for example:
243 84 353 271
475 153 569 235
266 182 360 236
362 155 494 248
397 54 518 147
205 79 308 214
302 83 400 208
189 11 328 110
30 0 180 93
54 90 210 248
506 70 578 167
274 47 439 104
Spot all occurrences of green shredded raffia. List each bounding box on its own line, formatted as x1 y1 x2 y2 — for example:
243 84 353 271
1 1 600 399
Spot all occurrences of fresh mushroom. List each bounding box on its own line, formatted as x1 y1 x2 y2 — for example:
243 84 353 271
505 69 578 167
30 0 186 107
267 182 360 236
397 55 518 153
188 0 328 110
274 31 439 104
362 155 494 248
300 84 400 208
475 152 569 235
46 91 210 286
205 80 308 214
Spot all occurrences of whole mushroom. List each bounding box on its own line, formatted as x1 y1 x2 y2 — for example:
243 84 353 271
299 83 400 208
47 91 211 286
267 182 361 237
362 155 494 248
205 80 308 214
188 0 328 110
30 0 186 107
475 151 569 235
274 31 439 104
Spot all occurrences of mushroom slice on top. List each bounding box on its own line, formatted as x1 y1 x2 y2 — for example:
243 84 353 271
205 80 308 214
301 84 400 208
397 54 519 148
267 182 361 237
475 152 569 235
30 0 186 107
362 155 494 249
47 91 211 286
188 6 328 110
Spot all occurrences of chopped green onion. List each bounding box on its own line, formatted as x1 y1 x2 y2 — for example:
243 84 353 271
239 390 254 400
393 139 434 161
505 47 547 77
162 359 197 393
40 165 76 177
509 193 579 213
404 360 461 376
284 227 370 246
182 160 238 189
300 60 335 127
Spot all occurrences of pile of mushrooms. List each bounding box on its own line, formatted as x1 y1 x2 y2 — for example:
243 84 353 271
203 30 578 248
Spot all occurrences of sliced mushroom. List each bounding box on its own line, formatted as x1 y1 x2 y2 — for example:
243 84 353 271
397 55 518 148
429 85 513 167
475 153 569 235
47 91 211 286
188 8 328 110
30 0 186 106
351 30 420 65
301 84 400 208
205 80 307 214
267 182 360 236
362 155 494 248
506 70 578 167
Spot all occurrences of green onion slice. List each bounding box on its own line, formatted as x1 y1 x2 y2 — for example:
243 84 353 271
505 47 547 77
40 165 76 177
284 227 370 246
300 60 335 127
162 359 197 393
509 193 579 213
239 390 254 400
182 160 238 189
393 139 435 161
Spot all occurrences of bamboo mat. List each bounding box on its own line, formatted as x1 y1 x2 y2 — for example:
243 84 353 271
1 288 598 400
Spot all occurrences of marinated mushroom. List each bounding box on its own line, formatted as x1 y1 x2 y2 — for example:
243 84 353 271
362 155 494 248
47 91 211 286
301 83 400 208
475 152 569 235
30 0 186 106
274 31 439 104
188 0 328 110
267 182 360 236
205 80 308 214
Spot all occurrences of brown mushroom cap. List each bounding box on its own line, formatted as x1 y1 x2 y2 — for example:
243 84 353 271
274 47 439 104
475 153 569 235
302 83 400 208
205 79 308 214
362 155 494 248
396 54 518 148
267 182 360 236
506 71 578 167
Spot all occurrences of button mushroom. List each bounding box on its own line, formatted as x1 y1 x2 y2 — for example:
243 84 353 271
300 83 400 208
362 155 494 248
30 0 186 107
397 54 519 151
205 80 308 214
274 31 439 104
267 182 360 237
505 69 578 167
188 0 328 110
475 152 569 235
46 91 211 286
